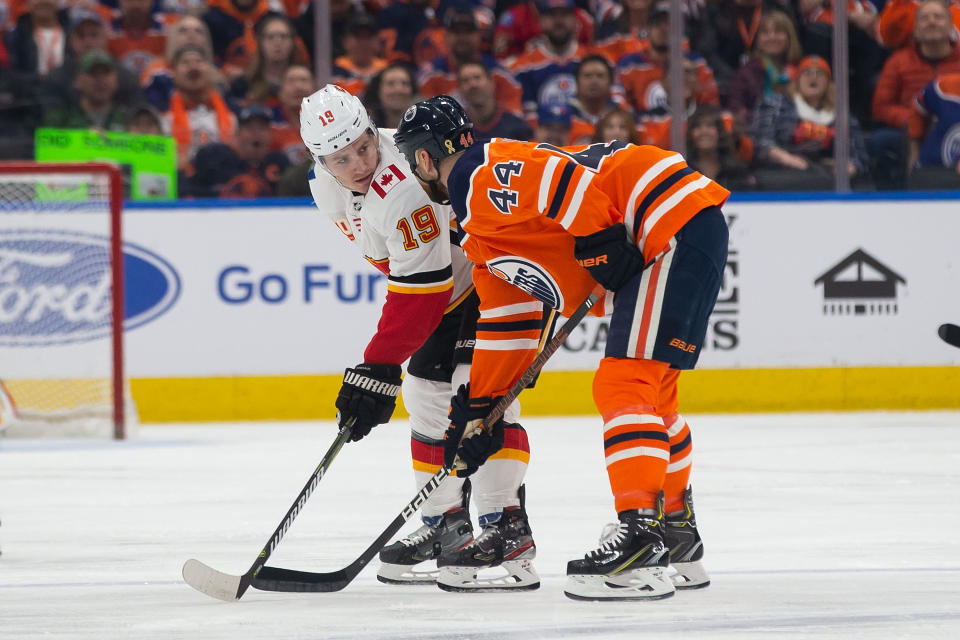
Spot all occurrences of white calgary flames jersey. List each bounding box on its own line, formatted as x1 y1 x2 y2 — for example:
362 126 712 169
307 128 474 366
308 128 473 302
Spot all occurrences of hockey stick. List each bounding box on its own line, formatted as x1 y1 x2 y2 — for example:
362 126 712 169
250 283 605 594
182 420 354 601
939 323 960 349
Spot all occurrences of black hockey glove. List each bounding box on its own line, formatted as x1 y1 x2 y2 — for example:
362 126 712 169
335 363 402 442
443 384 506 477
574 223 646 291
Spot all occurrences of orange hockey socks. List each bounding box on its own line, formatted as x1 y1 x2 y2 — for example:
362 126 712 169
662 412 693 513
593 357 670 512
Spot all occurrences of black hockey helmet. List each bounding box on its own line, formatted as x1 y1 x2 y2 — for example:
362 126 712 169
393 95 475 177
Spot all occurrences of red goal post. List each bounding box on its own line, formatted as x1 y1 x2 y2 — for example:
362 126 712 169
0 162 128 439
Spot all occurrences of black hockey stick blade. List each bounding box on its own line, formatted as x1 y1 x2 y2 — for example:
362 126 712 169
939 323 960 348
182 422 354 601
253 468 451 592
250 284 605 593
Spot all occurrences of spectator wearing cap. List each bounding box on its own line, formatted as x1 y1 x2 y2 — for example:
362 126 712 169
41 10 143 112
186 104 290 198
752 55 870 190
362 62 418 127
374 0 443 66
616 4 719 115
42 49 129 131
796 0 884 126
106 0 168 78
418 6 522 115
509 0 590 125
535 101 573 145
270 64 314 163
229 14 309 110
457 61 533 140
567 54 624 144
331 13 387 97
128 103 165 135
161 44 237 169
871 0 960 188
203 0 274 73
142 15 221 113
726 8 802 128
878 0 960 50
493 0 594 61
906 72 960 188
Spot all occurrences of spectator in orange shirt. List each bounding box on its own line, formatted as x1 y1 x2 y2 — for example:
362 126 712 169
617 4 719 115
878 0 960 50
362 62 418 127
457 61 533 141
107 0 168 77
418 6 523 115
331 13 386 97
870 0 960 188
727 8 802 128
594 0 656 64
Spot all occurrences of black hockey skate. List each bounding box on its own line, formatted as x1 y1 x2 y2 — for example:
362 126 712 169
664 486 710 589
436 499 539 592
564 509 675 601
377 504 474 585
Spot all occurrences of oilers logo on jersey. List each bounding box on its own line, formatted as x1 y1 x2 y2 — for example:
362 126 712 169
486 257 564 310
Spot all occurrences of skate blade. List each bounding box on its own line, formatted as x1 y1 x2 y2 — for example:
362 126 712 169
376 562 438 585
564 567 676 601
437 559 540 592
669 560 711 590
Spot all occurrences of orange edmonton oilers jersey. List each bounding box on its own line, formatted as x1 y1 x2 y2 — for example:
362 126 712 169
445 139 729 397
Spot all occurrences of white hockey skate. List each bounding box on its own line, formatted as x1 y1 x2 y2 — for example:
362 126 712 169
436 505 540 592
564 510 676 601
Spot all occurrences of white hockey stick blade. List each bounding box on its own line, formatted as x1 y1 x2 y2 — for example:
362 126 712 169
182 559 244 602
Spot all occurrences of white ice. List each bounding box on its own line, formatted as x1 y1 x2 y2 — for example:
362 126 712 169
2 411 959 639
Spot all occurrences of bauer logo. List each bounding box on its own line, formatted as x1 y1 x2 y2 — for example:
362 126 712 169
0 230 181 346
487 257 564 310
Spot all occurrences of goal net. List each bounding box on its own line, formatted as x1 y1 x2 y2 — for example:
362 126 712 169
0 162 133 439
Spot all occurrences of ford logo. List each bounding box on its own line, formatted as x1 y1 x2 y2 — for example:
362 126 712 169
0 230 181 346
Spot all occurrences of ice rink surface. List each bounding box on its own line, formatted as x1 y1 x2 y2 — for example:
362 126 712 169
2 411 959 640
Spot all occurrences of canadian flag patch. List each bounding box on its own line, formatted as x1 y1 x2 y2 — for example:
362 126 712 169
370 164 406 199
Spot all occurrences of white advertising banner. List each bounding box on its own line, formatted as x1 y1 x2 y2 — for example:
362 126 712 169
2 199 959 378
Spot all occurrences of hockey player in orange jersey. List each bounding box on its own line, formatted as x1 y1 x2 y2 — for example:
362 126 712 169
394 95 729 601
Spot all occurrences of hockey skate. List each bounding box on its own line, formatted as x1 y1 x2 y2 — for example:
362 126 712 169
377 505 474 585
664 486 710 589
436 504 539 592
564 509 676 601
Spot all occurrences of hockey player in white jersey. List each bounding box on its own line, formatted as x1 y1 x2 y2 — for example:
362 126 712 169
301 84 540 591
